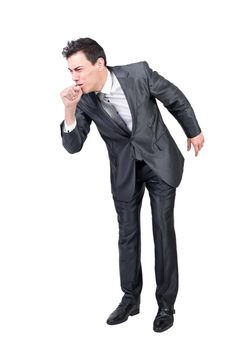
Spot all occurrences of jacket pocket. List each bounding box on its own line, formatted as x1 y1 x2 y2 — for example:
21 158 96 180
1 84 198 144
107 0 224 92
153 131 167 151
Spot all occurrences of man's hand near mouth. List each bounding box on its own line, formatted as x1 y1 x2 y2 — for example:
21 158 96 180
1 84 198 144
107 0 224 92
60 84 83 126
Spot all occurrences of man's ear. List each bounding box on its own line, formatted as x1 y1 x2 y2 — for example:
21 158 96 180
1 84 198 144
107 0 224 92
97 57 105 70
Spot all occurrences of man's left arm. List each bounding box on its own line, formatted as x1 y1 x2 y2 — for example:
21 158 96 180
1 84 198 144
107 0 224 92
143 61 205 156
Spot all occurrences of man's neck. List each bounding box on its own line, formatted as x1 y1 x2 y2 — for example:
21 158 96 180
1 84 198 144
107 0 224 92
96 67 108 92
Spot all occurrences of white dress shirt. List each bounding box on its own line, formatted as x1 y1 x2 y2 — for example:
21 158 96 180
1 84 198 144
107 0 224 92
63 69 132 132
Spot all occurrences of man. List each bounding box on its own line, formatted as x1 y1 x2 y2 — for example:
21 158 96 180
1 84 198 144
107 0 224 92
60 38 204 333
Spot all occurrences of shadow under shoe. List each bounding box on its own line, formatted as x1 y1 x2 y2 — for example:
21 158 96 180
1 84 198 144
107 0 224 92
153 308 175 332
106 302 140 325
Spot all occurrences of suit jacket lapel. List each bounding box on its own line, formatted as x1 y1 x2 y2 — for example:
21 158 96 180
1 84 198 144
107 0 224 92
108 65 137 131
80 65 137 136
87 92 131 137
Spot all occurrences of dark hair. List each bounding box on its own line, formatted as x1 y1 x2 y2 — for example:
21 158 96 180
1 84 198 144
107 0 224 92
62 37 107 65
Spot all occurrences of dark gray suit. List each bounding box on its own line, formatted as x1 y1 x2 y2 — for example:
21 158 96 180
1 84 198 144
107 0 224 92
60 61 201 310
61 61 201 201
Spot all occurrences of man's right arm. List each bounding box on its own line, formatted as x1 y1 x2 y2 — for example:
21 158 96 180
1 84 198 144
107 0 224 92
60 85 92 154
60 106 92 154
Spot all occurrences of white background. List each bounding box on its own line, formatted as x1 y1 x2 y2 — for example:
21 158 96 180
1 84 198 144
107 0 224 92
0 0 233 349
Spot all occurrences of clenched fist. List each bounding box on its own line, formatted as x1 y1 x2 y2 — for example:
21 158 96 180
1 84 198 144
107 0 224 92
60 85 83 127
60 85 83 109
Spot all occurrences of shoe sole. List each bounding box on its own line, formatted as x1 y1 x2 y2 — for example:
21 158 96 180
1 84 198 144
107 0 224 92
106 308 140 325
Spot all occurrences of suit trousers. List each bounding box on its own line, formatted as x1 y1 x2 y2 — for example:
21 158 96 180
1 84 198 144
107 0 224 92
113 159 179 309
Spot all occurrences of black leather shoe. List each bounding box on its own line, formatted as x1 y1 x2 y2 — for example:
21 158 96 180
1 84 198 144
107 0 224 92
153 307 175 332
106 302 140 325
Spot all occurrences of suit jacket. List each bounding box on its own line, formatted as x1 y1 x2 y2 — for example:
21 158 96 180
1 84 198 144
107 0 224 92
60 61 201 201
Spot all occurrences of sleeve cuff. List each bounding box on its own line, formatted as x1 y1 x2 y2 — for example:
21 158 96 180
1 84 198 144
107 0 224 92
63 119 77 133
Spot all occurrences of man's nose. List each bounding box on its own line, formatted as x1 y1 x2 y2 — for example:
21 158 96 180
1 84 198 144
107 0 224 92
72 77 78 83
72 72 80 82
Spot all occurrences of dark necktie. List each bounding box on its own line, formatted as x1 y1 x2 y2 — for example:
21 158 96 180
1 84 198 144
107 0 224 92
97 92 130 134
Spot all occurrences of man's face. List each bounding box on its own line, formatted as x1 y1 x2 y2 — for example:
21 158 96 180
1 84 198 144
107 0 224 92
67 51 105 94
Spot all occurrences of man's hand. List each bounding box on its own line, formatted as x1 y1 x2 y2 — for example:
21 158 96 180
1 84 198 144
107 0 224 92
60 85 83 126
187 132 205 157
60 85 83 109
